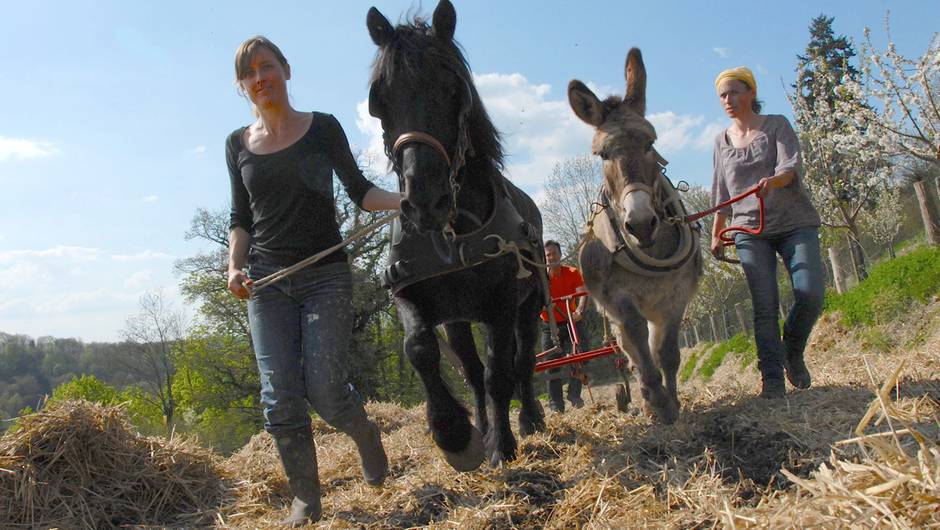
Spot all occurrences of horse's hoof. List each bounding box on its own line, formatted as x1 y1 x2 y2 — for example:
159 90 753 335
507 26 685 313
441 425 484 472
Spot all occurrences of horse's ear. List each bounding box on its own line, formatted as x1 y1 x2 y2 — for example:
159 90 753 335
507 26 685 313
568 80 606 127
367 7 395 46
624 48 646 115
432 0 457 41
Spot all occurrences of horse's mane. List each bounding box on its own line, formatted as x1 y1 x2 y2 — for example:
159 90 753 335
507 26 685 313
370 17 505 170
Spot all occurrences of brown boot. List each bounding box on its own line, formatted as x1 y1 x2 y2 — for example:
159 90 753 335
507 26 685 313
274 429 322 526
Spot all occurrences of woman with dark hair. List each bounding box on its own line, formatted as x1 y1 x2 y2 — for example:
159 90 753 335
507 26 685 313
226 35 400 525
710 67 824 400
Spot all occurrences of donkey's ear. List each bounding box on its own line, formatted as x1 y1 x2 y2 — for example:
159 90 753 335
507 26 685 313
568 80 606 127
367 7 395 46
624 48 647 115
432 0 457 41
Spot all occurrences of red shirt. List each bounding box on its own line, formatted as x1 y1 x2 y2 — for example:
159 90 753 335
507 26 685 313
540 265 586 323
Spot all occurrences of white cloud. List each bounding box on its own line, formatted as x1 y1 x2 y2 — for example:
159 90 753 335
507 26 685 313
694 121 726 150
354 99 393 178
0 136 59 161
712 47 729 58
355 71 723 194
0 245 185 341
123 269 153 290
648 112 705 153
110 250 172 262
190 145 207 156
141 195 159 203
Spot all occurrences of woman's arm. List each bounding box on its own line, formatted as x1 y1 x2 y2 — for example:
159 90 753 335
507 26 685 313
711 212 728 258
362 187 402 212
227 227 251 299
757 170 795 198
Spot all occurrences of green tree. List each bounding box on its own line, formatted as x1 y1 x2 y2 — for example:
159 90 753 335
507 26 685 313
120 291 185 435
793 14 880 281
50 374 120 405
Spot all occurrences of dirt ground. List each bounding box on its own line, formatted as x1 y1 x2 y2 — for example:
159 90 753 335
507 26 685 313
2 300 937 528
218 300 939 528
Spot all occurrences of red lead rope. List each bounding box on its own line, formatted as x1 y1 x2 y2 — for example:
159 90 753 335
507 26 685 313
682 184 764 246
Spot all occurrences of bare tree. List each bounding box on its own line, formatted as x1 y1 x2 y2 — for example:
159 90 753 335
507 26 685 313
121 291 185 435
537 155 603 259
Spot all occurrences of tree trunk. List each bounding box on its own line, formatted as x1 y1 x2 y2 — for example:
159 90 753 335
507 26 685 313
709 314 720 342
721 309 730 339
828 246 847 294
693 323 701 345
735 303 750 336
846 231 868 282
914 180 940 246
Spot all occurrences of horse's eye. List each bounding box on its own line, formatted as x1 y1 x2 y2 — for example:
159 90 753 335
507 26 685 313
598 150 609 161
645 141 654 153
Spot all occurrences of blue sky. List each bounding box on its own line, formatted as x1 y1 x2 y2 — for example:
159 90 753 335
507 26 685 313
1 1 936 341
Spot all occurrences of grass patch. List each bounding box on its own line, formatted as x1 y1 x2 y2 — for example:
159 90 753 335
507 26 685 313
698 333 756 381
825 245 940 326
679 346 705 383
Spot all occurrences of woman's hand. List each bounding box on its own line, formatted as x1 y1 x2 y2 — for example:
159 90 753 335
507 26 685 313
228 268 251 299
756 176 775 198
710 236 725 259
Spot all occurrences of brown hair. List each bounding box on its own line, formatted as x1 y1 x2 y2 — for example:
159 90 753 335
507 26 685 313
234 35 289 84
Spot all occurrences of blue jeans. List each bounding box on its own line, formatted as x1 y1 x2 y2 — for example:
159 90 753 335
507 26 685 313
735 227 825 378
247 261 367 436
541 320 587 410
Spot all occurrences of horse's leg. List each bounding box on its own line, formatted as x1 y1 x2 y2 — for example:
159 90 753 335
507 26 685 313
442 321 488 436
610 297 679 424
514 292 545 436
403 322 484 471
482 313 519 465
649 317 682 413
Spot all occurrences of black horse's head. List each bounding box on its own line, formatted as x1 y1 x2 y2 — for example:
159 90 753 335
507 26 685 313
568 48 667 249
367 0 502 232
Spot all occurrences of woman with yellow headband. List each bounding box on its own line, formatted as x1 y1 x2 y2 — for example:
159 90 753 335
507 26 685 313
710 67 824 399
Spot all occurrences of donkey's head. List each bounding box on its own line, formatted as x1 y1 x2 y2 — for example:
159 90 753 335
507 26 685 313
568 48 666 248
367 0 487 232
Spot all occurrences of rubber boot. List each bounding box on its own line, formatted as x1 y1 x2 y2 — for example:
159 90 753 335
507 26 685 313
343 413 388 486
757 351 786 400
274 428 322 526
783 347 812 389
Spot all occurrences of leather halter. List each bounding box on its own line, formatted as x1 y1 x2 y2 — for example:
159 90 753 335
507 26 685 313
392 132 452 168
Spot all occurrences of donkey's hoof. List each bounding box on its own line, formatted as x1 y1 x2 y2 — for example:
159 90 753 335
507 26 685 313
442 425 484 472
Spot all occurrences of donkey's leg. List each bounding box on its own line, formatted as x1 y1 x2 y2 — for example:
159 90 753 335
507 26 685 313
514 292 545 436
482 316 519 465
442 321 488 436
404 323 484 471
610 297 679 424
649 317 682 412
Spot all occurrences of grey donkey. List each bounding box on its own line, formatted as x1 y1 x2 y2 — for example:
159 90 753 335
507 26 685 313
567 48 702 424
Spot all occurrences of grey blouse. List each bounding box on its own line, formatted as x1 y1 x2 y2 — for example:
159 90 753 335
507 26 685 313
710 114 820 236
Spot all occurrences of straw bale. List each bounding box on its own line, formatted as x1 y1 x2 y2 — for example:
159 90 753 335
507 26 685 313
0 399 228 529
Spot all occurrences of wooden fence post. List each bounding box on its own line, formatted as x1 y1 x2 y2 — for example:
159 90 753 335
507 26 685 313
709 313 720 342
828 246 846 294
735 303 749 335
914 180 940 246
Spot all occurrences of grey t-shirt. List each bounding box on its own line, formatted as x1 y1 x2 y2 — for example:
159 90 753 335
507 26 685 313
710 114 820 236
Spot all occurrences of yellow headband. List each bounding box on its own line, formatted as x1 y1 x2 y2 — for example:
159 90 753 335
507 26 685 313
714 67 757 95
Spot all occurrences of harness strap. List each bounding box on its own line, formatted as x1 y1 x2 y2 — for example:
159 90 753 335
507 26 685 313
393 132 452 168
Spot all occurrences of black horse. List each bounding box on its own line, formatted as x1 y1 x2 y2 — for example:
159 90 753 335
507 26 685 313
367 0 546 469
